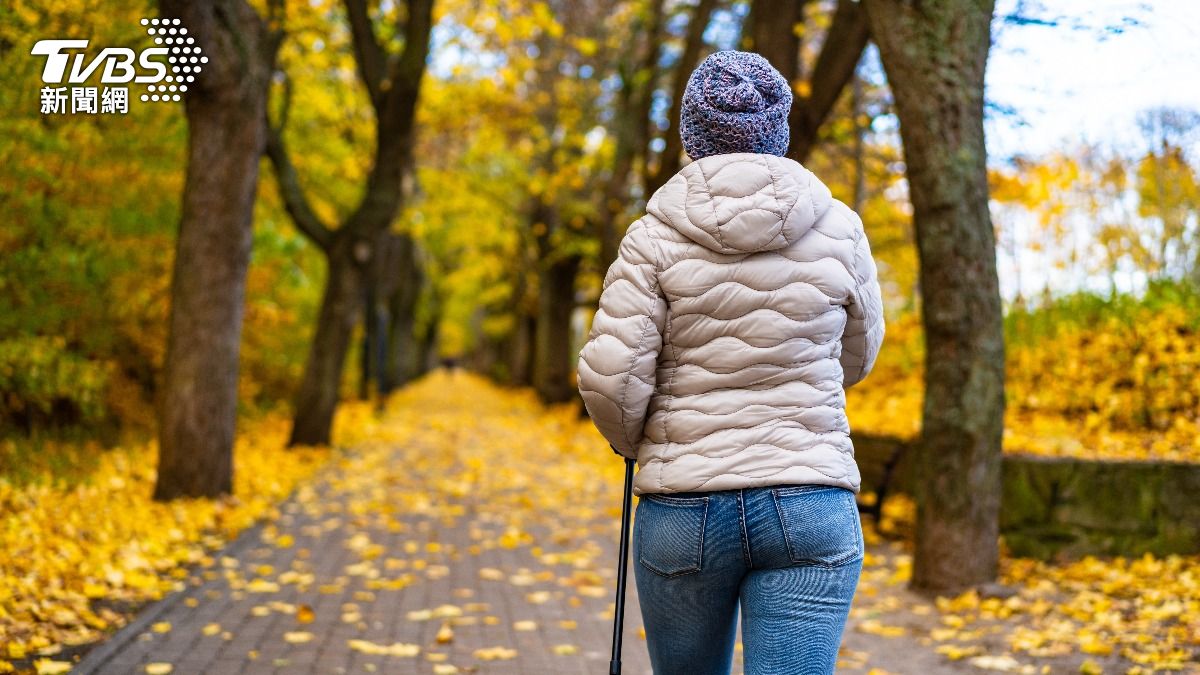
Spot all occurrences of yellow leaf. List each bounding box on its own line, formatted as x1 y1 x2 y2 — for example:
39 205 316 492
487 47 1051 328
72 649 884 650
201 623 221 636
552 644 578 656
34 661 72 675
247 579 280 593
473 646 518 661
283 632 313 644
145 664 174 674
151 621 172 633
296 605 315 624
478 567 504 581
347 640 421 657
856 619 906 637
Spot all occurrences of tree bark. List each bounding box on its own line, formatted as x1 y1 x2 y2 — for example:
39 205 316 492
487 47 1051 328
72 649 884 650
862 0 1006 594
746 0 807 84
533 253 582 403
381 233 424 394
289 235 367 445
154 0 279 500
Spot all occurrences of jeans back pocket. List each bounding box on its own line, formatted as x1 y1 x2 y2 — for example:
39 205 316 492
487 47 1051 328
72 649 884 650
636 493 709 579
770 485 862 568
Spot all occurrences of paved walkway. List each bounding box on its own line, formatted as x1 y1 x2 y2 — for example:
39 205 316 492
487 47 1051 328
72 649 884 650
75 371 963 674
77 455 652 674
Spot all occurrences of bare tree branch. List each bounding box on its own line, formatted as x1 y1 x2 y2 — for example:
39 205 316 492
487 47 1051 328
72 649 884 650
265 105 335 251
391 0 435 97
790 0 869 163
344 0 385 107
746 0 809 84
646 0 718 194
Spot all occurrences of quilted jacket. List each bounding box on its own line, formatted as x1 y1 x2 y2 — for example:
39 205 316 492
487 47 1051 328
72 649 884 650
576 152 885 496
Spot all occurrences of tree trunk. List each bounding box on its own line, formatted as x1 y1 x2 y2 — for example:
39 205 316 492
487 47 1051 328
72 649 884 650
381 234 424 395
509 310 535 387
863 0 1006 594
358 282 376 400
851 72 867 212
154 0 278 500
418 302 440 373
532 254 581 403
746 0 806 84
288 235 366 446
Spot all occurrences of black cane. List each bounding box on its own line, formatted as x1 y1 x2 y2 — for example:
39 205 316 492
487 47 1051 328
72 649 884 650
610 450 636 675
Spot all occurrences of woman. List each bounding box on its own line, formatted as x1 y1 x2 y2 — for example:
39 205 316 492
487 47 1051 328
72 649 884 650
576 50 885 675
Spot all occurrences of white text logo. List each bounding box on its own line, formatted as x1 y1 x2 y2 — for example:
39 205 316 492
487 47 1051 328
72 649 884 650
32 18 206 115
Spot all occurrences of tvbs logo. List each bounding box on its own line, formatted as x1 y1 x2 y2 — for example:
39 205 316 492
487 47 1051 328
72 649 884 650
31 18 206 114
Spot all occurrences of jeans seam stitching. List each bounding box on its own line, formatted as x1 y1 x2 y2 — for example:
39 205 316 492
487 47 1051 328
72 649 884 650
738 489 752 568
770 489 799 563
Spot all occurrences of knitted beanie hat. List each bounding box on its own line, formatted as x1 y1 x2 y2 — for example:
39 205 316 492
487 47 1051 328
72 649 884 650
679 50 793 160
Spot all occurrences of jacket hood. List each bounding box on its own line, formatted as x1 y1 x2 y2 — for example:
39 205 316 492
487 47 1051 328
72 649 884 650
646 152 834 254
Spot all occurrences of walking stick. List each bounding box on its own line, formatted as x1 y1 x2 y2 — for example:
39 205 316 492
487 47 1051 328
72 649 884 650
610 448 636 675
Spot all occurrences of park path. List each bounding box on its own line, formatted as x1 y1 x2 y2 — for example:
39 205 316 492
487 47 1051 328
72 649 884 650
75 370 963 675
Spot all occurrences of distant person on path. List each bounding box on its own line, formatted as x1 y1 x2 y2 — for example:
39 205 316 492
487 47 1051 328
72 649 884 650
577 50 885 675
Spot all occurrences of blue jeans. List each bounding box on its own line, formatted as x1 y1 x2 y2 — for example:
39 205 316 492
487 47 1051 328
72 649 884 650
632 484 864 675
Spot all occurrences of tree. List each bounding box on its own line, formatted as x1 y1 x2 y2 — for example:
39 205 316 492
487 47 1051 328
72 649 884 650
644 0 718 195
267 0 435 446
862 0 1006 593
1135 107 1200 284
154 0 283 500
744 0 871 164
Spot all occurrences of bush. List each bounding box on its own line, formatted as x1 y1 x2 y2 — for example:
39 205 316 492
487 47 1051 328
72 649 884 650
0 336 112 431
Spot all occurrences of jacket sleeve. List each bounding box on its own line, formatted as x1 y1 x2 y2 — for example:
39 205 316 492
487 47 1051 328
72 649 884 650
840 214 885 388
576 218 667 460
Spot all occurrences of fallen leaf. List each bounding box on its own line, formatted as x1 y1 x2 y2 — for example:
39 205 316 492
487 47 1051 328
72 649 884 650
473 646 518 661
296 604 315 624
34 661 71 675
347 640 421 657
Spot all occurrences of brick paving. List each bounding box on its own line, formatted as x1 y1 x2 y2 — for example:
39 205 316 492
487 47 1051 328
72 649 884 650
72 369 964 675
75 446 657 675
71 435 965 675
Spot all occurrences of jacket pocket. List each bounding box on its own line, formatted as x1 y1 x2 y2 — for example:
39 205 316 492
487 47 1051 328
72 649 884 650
636 493 709 579
771 485 862 568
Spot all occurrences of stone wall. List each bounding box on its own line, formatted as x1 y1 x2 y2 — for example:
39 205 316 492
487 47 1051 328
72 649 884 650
852 433 1200 559
998 454 1200 559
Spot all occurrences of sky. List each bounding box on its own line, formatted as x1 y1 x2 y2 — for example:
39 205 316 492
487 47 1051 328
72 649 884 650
979 1 1200 301
983 0 1200 160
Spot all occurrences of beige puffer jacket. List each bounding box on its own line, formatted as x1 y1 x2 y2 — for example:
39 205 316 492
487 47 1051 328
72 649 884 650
576 152 885 496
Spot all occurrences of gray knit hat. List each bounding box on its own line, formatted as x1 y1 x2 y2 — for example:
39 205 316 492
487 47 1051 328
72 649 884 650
679 50 793 160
